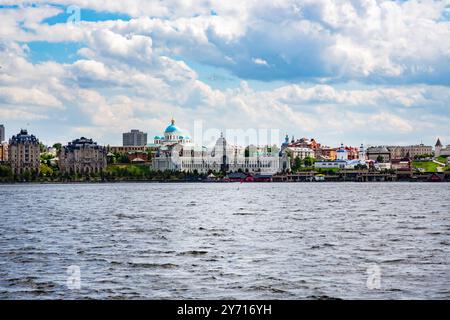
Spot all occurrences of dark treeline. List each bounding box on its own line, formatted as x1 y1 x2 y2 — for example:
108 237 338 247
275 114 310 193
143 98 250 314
0 164 220 183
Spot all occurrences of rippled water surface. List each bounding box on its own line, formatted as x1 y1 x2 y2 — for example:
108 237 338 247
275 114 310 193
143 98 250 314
0 182 449 299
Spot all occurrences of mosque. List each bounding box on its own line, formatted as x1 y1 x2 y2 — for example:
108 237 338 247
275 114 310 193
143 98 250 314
150 119 290 174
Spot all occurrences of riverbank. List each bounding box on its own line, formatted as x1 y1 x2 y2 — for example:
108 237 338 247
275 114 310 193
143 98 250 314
1 174 449 184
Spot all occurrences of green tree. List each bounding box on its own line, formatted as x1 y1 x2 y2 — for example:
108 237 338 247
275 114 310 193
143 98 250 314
39 142 47 153
21 170 32 182
52 143 62 152
292 156 303 172
303 156 315 167
0 165 13 181
40 163 53 176
244 147 250 158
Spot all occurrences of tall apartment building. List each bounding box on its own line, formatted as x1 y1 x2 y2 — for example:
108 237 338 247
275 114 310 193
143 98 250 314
59 137 107 174
123 130 147 146
8 129 40 175
0 124 5 142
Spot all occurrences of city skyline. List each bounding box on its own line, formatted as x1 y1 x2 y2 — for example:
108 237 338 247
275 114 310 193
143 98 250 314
0 1 449 147
0 121 446 149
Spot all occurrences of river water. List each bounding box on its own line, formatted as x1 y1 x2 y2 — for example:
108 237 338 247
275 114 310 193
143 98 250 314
0 182 449 299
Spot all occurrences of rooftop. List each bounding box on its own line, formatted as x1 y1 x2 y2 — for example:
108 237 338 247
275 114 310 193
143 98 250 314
9 129 39 145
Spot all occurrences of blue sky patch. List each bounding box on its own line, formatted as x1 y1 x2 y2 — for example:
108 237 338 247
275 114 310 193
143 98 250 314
42 7 131 25
26 41 83 64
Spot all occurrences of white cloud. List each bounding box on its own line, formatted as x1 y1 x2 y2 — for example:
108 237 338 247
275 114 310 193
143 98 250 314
252 58 268 66
0 87 63 108
0 1 449 146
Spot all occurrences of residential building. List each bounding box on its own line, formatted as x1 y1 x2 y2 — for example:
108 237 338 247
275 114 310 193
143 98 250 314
285 147 315 160
59 137 107 174
122 129 148 146
0 142 8 163
316 147 337 161
8 129 40 175
0 124 4 142
280 135 315 165
281 135 324 159
435 138 450 157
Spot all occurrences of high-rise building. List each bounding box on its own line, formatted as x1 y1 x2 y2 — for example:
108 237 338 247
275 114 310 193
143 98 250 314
0 124 5 142
123 130 147 146
59 137 107 174
8 129 40 175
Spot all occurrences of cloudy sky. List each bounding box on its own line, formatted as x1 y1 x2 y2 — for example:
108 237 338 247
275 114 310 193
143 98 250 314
0 0 449 147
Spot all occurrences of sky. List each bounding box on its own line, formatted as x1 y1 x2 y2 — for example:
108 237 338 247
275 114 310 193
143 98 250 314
0 0 449 147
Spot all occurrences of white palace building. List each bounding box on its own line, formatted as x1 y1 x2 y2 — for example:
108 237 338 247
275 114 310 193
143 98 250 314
150 119 290 174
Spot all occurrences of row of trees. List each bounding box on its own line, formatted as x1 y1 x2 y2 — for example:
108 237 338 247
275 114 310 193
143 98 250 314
291 156 315 172
0 162 215 182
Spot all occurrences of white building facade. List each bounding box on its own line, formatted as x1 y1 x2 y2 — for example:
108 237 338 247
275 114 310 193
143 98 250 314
151 119 290 174
435 138 450 157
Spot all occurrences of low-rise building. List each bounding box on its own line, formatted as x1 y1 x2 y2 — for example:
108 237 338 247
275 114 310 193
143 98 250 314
8 129 40 175
59 137 107 174
314 160 348 169
435 138 450 157
0 142 8 163
108 145 148 154
314 143 366 169
127 151 149 162
391 158 412 171
316 147 337 160
367 146 391 163
388 144 432 159
374 162 392 171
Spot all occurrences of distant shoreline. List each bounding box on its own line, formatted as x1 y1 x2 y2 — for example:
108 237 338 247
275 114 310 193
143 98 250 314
1 179 450 185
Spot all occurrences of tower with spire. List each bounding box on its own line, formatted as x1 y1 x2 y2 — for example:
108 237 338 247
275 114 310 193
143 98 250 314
435 138 443 157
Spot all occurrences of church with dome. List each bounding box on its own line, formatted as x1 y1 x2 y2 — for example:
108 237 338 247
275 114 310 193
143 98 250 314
152 118 192 146
150 118 290 174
